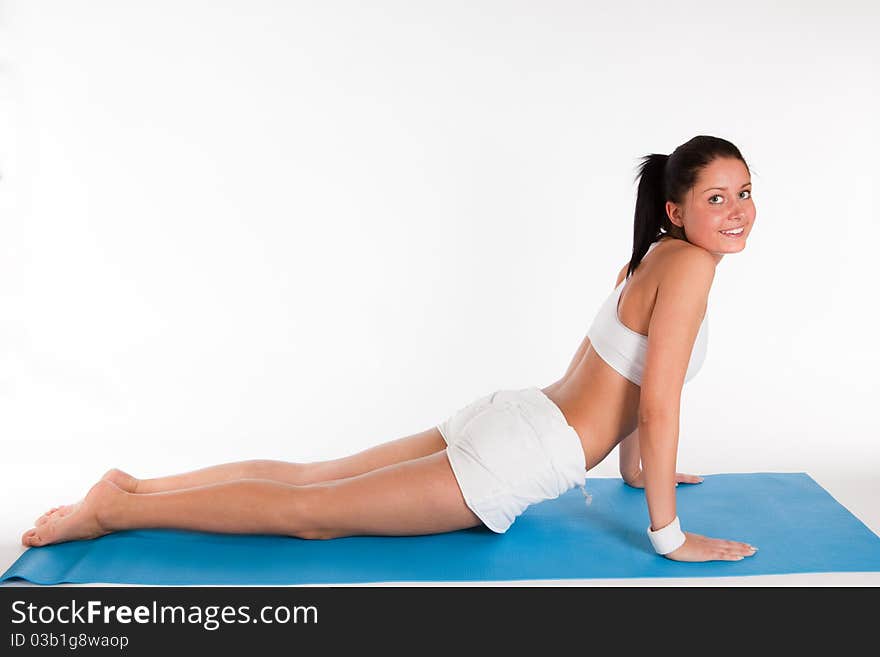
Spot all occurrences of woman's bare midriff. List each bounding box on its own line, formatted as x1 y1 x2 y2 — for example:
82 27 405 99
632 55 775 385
541 353 641 472
540 237 681 472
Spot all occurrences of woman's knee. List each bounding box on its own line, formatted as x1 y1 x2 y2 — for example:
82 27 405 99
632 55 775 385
286 487 339 540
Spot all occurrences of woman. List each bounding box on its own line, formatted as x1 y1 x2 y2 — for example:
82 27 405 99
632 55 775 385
21 135 758 563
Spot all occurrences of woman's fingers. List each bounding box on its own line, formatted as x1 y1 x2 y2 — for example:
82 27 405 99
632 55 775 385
627 472 702 487
718 538 757 552
701 535 757 558
714 541 757 557
665 532 758 562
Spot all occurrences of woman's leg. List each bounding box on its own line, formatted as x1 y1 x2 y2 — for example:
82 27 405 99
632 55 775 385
21 450 483 546
120 426 447 492
32 427 448 527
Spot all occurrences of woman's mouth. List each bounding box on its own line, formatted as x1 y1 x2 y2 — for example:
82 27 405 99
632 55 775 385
719 226 745 238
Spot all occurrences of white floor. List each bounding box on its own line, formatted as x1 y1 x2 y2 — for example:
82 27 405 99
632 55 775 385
2 468 879 587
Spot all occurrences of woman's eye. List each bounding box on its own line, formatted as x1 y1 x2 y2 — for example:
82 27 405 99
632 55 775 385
709 190 751 204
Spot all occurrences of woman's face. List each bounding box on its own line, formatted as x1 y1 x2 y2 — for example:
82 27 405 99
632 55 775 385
666 157 755 257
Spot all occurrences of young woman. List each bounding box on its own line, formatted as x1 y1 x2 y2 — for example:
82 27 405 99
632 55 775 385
22 135 758 563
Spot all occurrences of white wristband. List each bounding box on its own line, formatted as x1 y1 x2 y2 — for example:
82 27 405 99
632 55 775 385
647 515 686 555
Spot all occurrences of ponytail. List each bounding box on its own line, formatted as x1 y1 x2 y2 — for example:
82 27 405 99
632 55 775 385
628 153 669 279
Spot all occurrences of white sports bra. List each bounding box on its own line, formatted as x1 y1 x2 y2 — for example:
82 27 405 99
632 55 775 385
586 240 709 386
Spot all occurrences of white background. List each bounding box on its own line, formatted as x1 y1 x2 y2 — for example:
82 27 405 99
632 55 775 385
1 0 878 585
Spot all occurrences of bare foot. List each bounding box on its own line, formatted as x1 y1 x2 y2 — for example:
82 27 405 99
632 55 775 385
32 468 138 528
21 479 125 547
34 504 78 527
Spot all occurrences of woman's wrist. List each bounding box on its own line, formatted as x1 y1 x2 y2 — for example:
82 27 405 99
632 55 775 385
646 515 686 554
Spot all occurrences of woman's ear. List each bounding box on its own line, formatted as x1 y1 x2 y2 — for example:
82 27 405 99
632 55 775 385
665 200 684 229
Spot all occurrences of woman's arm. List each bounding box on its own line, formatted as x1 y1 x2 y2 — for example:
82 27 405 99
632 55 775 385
614 260 643 485
620 429 705 488
634 246 755 562
618 427 641 484
639 249 715 533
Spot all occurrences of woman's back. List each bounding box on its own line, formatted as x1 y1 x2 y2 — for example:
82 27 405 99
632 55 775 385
590 241 709 386
541 236 711 470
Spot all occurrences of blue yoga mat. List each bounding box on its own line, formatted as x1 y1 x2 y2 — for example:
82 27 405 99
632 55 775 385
3 472 879 585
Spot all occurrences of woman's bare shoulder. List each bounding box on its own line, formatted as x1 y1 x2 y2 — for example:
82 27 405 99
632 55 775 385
654 238 716 285
654 239 717 278
618 238 716 291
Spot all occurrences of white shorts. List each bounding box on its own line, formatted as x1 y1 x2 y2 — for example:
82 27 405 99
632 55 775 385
437 386 587 534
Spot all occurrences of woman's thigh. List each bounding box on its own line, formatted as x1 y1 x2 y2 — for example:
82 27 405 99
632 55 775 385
302 450 483 538
301 426 448 484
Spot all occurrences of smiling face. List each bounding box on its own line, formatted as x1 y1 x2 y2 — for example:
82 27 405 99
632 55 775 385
665 157 755 259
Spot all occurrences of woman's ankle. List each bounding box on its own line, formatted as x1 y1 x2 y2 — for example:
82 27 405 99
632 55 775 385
91 480 130 533
101 468 140 493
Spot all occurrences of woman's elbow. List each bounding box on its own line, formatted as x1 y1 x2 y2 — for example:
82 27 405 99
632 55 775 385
638 385 682 425
637 406 679 427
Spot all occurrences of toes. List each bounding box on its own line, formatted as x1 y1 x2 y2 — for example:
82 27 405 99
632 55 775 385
24 515 62 546
36 508 59 524
21 527 47 547
35 504 74 527
35 509 57 526
32 522 54 545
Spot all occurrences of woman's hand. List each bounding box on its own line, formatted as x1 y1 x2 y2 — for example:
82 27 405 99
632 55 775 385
622 469 703 489
664 532 758 562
